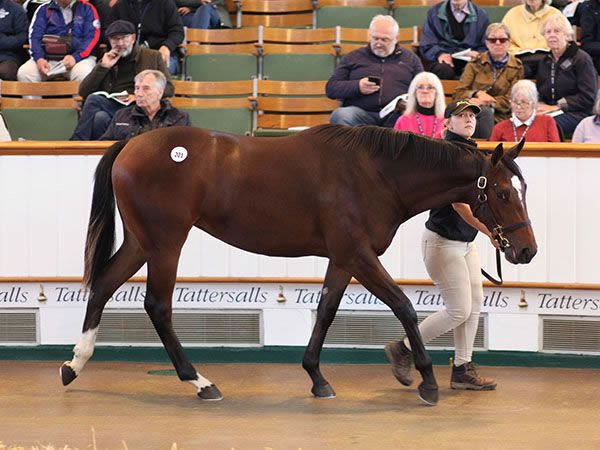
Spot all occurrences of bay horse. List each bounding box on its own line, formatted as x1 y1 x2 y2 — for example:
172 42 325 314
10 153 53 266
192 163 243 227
60 124 536 406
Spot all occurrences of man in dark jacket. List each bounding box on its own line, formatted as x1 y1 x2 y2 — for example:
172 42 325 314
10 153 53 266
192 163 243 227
326 15 423 127
420 0 489 80
110 0 184 74
0 0 29 80
17 0 100 82
71 20 174 140
101 69 190 140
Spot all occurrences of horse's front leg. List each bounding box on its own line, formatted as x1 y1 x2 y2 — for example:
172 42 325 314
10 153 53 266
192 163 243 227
302 262 351 398
145 250 222 401
61 236 145 385
350 249 438 406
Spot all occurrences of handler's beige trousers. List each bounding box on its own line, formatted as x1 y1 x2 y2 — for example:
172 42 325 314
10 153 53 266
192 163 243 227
404 228 484 367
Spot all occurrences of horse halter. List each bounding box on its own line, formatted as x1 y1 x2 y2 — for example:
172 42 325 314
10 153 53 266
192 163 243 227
473 174 531 252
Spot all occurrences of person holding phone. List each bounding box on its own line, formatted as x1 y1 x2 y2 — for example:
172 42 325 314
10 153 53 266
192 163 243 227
326 15 423 127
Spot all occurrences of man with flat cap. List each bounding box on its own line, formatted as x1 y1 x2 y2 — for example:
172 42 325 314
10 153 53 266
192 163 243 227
71 19 174 140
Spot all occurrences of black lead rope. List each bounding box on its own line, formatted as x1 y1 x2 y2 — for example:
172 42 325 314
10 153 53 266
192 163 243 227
481 248 503 285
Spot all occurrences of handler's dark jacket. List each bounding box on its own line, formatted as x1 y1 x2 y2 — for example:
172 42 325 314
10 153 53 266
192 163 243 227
78 44 174 98
326 44 423 113
536 41 598 122
425 130 478 243
100 99 190 140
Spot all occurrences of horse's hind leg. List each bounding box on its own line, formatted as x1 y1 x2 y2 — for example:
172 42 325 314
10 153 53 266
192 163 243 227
144 249 222 401
350 250 438 405
302 262 351 398
61 233 145 385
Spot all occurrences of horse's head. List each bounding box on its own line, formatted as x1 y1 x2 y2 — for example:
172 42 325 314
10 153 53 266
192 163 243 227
471 139 537 264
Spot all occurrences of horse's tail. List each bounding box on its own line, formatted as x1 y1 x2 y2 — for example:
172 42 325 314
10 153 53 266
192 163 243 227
83 139 129 289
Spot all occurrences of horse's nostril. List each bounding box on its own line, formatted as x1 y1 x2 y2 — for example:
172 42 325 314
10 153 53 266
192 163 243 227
520 247 535 262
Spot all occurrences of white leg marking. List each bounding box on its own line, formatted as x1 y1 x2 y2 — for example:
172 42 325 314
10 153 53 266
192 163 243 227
187 373 212 391
66 328 98 374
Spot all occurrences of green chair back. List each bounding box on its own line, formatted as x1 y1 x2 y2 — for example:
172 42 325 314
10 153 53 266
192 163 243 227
185 54 258 81
2 108 78 140
317 7 388 28
482 6 511 24
183 108 253 135
263 54 336 81
393 6 428 28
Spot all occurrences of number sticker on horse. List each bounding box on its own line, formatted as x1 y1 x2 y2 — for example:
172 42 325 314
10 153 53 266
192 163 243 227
171 146 188 163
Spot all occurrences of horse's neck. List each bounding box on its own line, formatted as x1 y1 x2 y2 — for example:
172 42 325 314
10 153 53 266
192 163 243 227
401 160 481 217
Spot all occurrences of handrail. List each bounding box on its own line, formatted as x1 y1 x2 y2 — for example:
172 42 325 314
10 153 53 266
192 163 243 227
0 276 598 290
1 141 600 157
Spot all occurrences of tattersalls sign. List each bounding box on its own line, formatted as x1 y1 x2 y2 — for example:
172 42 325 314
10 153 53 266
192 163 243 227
0 282 599 317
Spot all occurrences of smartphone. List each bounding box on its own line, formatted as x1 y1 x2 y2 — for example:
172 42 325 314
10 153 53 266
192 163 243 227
368 76 381 86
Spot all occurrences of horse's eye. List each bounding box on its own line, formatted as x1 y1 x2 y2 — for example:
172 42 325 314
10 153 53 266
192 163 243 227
497 191 509 201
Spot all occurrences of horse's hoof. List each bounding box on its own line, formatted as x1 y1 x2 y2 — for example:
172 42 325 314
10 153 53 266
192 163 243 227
60 363 77 386
197 384 223 401
311 383 336 398
417 382 438 406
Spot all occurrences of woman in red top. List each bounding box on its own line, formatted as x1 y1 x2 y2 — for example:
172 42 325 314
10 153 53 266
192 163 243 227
490 79 561 142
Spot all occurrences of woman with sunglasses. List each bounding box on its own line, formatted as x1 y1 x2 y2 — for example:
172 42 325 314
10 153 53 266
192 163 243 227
393 72 445 138
453 23 523 139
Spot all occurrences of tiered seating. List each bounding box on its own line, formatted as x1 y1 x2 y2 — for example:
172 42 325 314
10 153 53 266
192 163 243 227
316 0 393 28
237 0 314 28
0 81 80 140
259 27 338 80
252 80 338 136
171 80 254 135
183 27 260 81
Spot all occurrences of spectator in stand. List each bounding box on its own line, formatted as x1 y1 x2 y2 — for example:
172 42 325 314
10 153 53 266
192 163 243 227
110 0 184 75
100 69 190 140
536 13 597 136
17 0 100 82
453 23 524 139
71 20 174 140
0 0 29 80
176 0 232 29
572 93 600 143
580 0 600 74
393 72 445 139
490 79 560 142
326 15 423 127
420 0 489 80
502 0 561 79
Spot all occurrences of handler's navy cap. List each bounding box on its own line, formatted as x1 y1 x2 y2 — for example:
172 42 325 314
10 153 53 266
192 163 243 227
444 100 481 119
106 20 136 37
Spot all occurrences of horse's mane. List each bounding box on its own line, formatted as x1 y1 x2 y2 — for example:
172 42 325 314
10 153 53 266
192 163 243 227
306 124 483 170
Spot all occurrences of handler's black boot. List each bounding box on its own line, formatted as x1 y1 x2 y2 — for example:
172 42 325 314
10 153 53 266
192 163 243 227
451 362 497 390
384 339 413 386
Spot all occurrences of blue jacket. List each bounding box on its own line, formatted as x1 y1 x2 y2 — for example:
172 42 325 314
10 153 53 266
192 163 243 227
0 0 29 63
326 45 423 112
420 0 488 63
29 0 100 62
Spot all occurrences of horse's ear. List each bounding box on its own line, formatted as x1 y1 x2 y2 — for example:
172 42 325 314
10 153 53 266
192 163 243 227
491 143 504 167
507 137 525 160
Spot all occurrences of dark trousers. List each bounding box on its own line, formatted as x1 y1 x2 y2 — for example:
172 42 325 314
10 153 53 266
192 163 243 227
428 59 468 80
181 4 221 29
517 52 547 79
71 95 126 140
0 59 19 81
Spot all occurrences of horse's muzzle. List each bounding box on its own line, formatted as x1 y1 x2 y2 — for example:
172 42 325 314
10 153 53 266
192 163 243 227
507 246 536 264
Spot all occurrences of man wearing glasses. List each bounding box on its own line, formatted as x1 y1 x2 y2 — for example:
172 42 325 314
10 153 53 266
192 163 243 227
420 0 489 80
326 15 423 127
71 20 174 140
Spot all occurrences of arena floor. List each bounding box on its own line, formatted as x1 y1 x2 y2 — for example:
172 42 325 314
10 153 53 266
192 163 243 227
1 361 599 449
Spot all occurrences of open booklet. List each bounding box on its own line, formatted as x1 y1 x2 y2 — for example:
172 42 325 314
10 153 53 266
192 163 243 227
379 93 409 119
452 48 472 62
514 48 549 56
545 109 564 118
91 90 133 106
46 62 67 77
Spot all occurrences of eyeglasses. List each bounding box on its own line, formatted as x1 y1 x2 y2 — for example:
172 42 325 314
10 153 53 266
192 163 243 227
511 100 532 108
416 85 436 91
486 37 509 44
